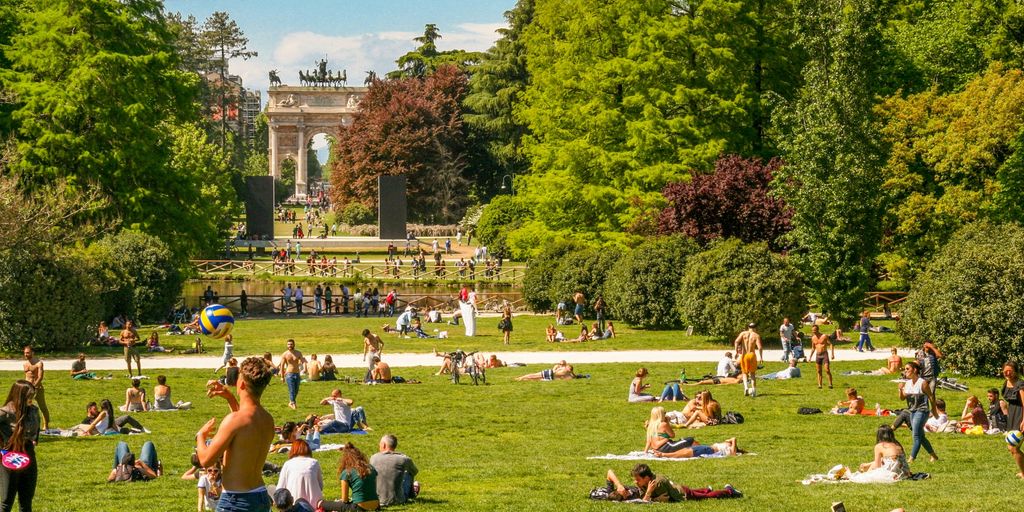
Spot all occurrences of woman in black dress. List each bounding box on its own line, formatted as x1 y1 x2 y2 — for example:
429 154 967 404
1002 361 1024 478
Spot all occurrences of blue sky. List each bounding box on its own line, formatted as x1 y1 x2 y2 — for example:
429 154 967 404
164 0 516 92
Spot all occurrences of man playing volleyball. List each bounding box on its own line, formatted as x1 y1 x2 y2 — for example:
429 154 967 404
734 323 763 397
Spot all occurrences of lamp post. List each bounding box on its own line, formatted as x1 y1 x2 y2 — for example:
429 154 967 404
500 174 514 195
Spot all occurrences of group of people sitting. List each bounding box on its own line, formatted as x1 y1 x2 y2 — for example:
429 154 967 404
545 322 615 343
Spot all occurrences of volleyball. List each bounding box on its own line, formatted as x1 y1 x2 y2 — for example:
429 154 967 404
1006 430 1023 448
200 304 234 339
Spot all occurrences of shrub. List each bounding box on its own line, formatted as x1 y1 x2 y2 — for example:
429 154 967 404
546 246 624 315
340 202 375 225
605 236 699 329
898 222 1024 375
521 240 584 312
676 239 806 339
475 196 533 256
83 231 185 323
0 254 100 351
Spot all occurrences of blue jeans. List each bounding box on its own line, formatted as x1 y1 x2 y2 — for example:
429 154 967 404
660 383 685 401
113 441 157 469
909 410 935 459
285 372 301 404
314 297 322 314
217 488 271 512
857 332 874 351
781 340 791 361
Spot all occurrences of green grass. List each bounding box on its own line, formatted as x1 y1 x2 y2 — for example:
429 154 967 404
22 355 1016 511
55 316 905 361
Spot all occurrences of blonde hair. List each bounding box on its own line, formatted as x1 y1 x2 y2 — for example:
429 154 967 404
645 406 666 441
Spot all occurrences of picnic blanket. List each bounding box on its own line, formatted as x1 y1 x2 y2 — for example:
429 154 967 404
802 464 929 485
587 451 754 461
320 429 367 436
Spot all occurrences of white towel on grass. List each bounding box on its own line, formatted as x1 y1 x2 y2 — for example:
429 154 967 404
587 451 753 461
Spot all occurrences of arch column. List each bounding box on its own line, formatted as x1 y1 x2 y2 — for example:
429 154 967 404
268 124 280 180
296 126 307 198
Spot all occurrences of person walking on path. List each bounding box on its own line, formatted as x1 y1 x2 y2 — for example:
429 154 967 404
196 358 276 511
857 311 875 352
279 340 307 410
898 360 939 463
806 325 835 390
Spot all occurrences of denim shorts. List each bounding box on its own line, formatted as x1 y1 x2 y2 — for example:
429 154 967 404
217 488 271 512
691 445 716 457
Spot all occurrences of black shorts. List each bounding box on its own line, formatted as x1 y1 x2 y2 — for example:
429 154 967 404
816 353 829 365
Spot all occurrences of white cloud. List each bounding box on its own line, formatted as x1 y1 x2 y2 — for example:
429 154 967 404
228 22 507 102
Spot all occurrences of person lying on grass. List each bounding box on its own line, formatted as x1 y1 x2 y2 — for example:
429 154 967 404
516 361 576 381
603 463 741 501
651 437 743 459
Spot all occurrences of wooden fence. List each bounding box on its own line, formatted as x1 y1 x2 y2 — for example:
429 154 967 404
184 292 527 316
191 259 526 284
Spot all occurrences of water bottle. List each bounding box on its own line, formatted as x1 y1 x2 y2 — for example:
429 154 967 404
679 368 687 383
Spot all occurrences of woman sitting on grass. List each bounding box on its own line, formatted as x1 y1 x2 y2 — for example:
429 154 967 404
652 437 743 459
321 355 338 381
147 332 174 353
319 442 380 511
682 390 721 428
123 378 148 413
856 425 910 480
545 324 557 343
277 439 324 508
644 407 693 454
628 368 656 403
959 396 989 430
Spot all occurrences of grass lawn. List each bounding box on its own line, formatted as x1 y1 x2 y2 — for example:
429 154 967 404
22 355 1015 511
58 316 905 361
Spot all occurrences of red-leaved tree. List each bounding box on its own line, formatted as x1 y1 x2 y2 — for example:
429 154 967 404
330 65 470 223
659 155 791 249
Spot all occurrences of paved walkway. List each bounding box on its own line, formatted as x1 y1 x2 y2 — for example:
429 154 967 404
0 348 914 372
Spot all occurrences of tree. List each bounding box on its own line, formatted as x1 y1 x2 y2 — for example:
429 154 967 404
329 66 471 223
475 195 534 256
546 246 623 315
1 0 221 259
521 240 585 311
877 64 1024 286
389 24 484 79
464 0 535 197
773 0 889 326
898 221 1024 375
659 155 791 249
83 231 185 322
201 11 257 149
676 239 806 338
605 236 699 329
512 0 802 247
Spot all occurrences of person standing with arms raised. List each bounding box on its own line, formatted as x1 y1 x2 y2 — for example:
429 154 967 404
197 358 276 512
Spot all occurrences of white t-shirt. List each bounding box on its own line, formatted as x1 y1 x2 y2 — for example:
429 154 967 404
717 357 737 377
328 398 352 427
197 474 220 511
277 456 324 507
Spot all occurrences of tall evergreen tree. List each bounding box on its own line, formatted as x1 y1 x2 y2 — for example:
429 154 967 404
464 0 534 197
200 11 256 149
389 24 483 79
774 0 889 325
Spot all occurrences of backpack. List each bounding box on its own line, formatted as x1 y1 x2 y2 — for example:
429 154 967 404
721 411 745 424
798 407 823 415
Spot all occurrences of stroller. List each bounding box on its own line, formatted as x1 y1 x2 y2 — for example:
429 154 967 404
449 350 486 385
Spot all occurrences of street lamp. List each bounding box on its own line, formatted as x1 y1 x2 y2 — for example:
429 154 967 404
500 174 514 195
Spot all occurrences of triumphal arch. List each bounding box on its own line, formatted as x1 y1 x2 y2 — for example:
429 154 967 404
265 63 369 198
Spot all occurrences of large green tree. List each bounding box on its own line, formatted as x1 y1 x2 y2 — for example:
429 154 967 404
774 0 889 326
389 24 483 79
1 0 228 258
513 0 801 246
201 11 257 150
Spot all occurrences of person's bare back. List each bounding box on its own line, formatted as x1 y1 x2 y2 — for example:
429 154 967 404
197 357 275 494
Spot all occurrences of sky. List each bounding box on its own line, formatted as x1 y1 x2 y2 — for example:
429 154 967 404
164 0 515 158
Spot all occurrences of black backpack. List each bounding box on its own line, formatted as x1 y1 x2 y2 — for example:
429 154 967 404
722 411 745 424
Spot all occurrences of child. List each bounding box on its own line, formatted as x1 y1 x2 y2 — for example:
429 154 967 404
215 335 234 374
219 358 239 388
545 324 557 343
833 388 865 415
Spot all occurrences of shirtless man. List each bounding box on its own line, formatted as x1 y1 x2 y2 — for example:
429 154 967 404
23 346 50 429
370 356 392 383
573 291 586 325
516 361 576 381
278 339 307 409
733 323 763 397
306 354 323 381
120 319 142 377
197 357 276 511
362 328 384 381
806 325 835 389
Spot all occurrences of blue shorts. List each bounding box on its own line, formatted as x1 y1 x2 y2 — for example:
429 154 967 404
691 445 715 457
217 488 271 512
574 304 584 316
